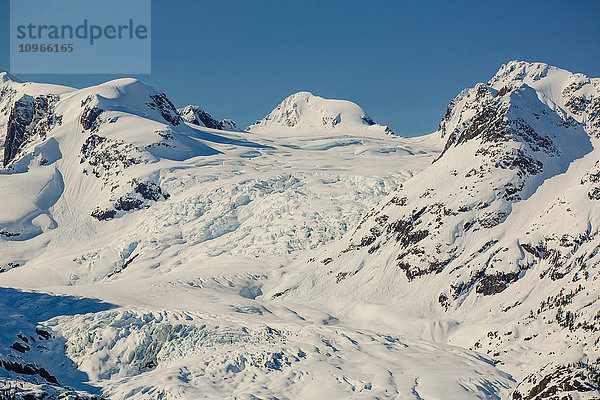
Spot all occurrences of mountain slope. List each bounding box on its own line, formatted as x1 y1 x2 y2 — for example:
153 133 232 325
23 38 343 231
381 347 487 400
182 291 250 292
2 61 599 399
1 72 511 399
267 61 600 399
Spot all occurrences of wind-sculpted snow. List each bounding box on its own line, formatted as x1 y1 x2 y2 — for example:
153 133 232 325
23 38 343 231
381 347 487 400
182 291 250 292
0 69 487 398
488 60 600 138
281 74 592 303
0 166 63 241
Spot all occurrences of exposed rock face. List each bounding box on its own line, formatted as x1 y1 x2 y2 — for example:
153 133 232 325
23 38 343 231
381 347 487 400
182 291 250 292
146 93 182 126
220 118 239 131
79 132 170 221
80 95 104 133
179 105 221 129
90 180 169 221
80 134 148 180
511 362 600 400
178 105 239 131
2 63 600 398
1 359 58 384
331 61 598 295
489 61 600 138
332 82 586 293
3 94 60 166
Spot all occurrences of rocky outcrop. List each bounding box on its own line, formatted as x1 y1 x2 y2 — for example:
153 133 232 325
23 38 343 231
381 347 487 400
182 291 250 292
146 93 181 126
511 362 600 400
220 118 239 131
178 105 239 131
179 105 221 129
79 96 104 133
91 180 169 221
80 134 148 180
269 62 600 400
3 94 60 166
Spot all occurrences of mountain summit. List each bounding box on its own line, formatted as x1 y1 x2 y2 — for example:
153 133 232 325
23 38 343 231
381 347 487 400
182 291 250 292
178 105 240 131
269 61 600 399
246 91 394 134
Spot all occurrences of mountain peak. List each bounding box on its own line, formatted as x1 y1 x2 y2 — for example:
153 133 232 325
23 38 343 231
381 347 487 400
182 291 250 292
439 61 600 144
178 105 240 131
0 69 23 84
246 91 393 134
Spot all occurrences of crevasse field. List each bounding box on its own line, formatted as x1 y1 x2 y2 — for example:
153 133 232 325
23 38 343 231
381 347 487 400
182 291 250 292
1 61 600 399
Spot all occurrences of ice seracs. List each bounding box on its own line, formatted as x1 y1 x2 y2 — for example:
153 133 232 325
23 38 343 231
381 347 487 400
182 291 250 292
0 69 462 399
1 61 600 399
246 91 395 135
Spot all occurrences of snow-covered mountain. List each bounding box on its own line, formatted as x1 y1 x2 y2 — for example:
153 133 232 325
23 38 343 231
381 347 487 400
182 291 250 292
178 104 240 131
1 61 599 399
0 70 488 399
247 91 394 135
268 61 600 399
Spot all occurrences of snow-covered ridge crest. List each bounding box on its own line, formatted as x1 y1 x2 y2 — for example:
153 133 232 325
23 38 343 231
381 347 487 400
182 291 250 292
487 60 600 137
0 71 454 399
2 62 600 399
247 91 394 134
0 69 23 84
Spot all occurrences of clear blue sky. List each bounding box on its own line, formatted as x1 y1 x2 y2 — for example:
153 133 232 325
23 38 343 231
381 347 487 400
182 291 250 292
1 0 599 136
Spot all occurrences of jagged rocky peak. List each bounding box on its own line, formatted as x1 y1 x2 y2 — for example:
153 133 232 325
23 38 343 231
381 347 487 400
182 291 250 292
178 105 240 131
0 72 74 168
247 91 394 134
437 81 577 162
489 60 600 137
0 75 202 227
220 118 239 131
267 62 600 398
439 61 600 148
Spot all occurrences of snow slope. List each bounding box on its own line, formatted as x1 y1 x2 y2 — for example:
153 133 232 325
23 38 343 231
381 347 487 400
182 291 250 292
268 61 600 399
247 91 394 135
1 61 598 399
0 71 513 399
